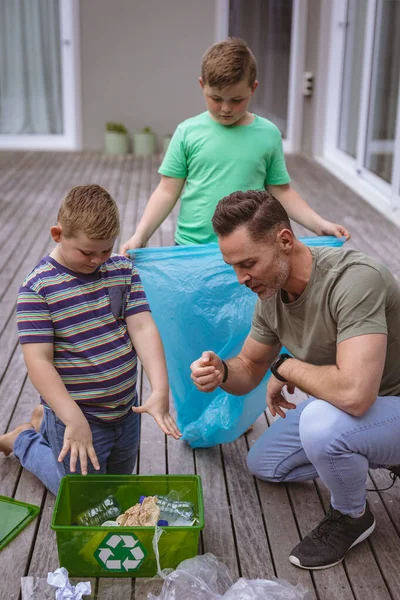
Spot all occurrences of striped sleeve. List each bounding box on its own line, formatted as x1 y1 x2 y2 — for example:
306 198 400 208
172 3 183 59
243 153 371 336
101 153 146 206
16 287 55 344
125 266 150 317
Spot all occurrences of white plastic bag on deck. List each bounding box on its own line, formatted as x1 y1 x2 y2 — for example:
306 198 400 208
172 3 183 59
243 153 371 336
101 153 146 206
149 531 311 600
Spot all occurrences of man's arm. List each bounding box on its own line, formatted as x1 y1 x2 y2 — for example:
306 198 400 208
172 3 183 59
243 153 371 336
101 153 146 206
22 343 99 474
126 311 181 438
267 183 350 240
273 333 387 417
190 335 281 395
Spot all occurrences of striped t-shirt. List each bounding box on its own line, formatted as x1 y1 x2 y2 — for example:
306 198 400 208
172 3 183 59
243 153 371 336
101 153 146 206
16 255 150 423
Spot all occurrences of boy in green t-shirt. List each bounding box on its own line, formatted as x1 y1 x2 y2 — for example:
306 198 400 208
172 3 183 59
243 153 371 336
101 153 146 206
120 38 349 253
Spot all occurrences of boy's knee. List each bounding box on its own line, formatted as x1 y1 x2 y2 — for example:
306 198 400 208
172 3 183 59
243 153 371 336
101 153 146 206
299 399 341 459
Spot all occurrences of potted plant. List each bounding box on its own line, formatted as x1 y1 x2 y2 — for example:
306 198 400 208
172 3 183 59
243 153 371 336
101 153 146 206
162 134 173 154
133 126 156 156
104 122 129 154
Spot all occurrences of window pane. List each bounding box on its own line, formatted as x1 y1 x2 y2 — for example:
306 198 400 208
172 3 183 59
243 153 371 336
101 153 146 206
364 0 400 183
338 0 367 158
229 0 293 137
0 0 63 135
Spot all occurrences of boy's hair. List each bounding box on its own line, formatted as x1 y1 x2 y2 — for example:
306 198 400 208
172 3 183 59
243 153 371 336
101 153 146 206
212 190 292 241
57 185 120 239
201 38 257 89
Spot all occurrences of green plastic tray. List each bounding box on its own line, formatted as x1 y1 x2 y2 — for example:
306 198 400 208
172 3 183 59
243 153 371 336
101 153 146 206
0 495 40 550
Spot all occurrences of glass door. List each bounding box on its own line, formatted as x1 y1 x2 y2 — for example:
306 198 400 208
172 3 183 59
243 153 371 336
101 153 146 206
217 0 308 152
0 0 81 150
325 0 400 208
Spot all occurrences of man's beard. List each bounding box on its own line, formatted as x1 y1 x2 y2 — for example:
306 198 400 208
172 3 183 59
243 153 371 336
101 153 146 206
248 257 291 299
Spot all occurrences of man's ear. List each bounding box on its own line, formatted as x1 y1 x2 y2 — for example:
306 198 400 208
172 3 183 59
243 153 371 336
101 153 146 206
277 228 294 253
50 225 62 243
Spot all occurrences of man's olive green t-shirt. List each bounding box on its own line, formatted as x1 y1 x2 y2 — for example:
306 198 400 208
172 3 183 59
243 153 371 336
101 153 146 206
250 247 400 397
159 112 290 245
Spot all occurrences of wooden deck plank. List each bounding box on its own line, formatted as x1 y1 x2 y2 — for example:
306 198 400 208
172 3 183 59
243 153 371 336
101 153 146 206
220 435 276 581
1 151 400 600
246 414 315 595
195 444 240 580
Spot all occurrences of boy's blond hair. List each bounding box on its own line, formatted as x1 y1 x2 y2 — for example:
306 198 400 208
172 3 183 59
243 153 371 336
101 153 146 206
201 38 257 89
58 185 120 239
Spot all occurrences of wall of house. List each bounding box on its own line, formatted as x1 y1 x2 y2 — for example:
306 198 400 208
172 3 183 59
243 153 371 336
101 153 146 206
80 0 216 150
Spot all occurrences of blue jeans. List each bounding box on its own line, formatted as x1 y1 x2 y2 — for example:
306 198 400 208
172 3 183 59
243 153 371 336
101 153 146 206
247 396 400 517
13 407 139 496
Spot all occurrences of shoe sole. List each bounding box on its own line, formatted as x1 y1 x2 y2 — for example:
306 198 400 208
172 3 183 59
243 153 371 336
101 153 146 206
289 520 376 570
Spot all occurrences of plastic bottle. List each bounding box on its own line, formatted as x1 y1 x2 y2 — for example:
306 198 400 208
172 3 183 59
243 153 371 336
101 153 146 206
76 495 121 526
140 495 194 522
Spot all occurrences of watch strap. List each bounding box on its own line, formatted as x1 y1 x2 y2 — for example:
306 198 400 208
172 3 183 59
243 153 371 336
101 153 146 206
270 353 292 383
221 359 228 383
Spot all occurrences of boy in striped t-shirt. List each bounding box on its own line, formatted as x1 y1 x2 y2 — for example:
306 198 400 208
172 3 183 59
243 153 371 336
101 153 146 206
0 184 180 495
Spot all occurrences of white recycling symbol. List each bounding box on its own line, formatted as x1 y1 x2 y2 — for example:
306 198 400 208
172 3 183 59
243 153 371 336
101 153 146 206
95 533 146 571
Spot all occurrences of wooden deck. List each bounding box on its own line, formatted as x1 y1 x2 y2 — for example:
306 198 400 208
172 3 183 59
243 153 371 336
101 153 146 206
1 151 400 599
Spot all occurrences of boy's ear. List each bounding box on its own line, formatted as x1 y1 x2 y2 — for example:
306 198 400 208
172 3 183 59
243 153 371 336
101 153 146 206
251 80 259 94
199 77 205 90
50 225 63 243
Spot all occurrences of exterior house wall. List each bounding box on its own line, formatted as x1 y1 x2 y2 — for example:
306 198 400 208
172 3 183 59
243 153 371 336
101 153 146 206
80 0 216 150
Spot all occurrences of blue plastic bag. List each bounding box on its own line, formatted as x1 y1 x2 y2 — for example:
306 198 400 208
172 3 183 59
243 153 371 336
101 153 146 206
131 238 344 448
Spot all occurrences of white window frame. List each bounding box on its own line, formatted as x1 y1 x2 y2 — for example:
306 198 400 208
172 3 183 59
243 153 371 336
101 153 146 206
323 0 400 211
0 0 82 150
215 0 308 153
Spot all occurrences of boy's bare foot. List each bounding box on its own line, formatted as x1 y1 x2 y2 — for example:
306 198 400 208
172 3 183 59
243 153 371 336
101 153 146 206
31 405 44 432
0 423 33 457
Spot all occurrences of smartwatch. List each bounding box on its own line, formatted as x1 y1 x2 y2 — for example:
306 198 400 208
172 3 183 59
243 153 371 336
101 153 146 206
270 353 292 383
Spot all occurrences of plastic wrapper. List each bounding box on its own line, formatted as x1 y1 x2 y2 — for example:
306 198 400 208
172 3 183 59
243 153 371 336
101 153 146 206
21 568 91 599
148 544 310 599
132 239 343 448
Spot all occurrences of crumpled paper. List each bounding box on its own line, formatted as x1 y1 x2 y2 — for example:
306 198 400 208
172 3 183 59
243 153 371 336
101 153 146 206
117 496 160 526
47 568 91 599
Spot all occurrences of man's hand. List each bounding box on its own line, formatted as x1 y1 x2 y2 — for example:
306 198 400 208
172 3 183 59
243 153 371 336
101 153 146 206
317 219 350 241
58 415 100 475
119 232 146 257
190 351 224 392
132 392 181 439
266 375 296 418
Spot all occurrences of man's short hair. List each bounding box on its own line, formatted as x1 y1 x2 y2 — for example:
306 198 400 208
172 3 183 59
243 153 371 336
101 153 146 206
212 189 292 241
201 38 257 89
57 184 120 239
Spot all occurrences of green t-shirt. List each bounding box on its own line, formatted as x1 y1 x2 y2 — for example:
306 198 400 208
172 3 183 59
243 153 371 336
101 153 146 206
250 247 400 397
159 111 290 245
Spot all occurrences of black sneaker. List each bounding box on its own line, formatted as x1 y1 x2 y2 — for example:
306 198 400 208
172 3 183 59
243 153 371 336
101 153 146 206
289 502 375 570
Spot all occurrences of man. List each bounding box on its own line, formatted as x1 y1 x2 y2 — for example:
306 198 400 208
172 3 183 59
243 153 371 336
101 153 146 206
190 189 400 570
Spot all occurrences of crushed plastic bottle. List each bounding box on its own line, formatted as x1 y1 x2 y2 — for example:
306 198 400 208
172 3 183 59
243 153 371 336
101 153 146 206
76 495 121 526
140 495 194 522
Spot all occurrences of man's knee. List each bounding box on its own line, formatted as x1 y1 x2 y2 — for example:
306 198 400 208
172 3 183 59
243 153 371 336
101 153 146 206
299 399 342 459
246 441 284 482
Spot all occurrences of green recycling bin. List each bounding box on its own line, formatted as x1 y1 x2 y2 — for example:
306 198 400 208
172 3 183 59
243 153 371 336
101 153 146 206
51 474 204 577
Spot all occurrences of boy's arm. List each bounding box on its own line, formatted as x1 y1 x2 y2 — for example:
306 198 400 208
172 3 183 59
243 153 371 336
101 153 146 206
267 183 350 240
21 343 100 475
126 311 181 439
120 175 185 255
